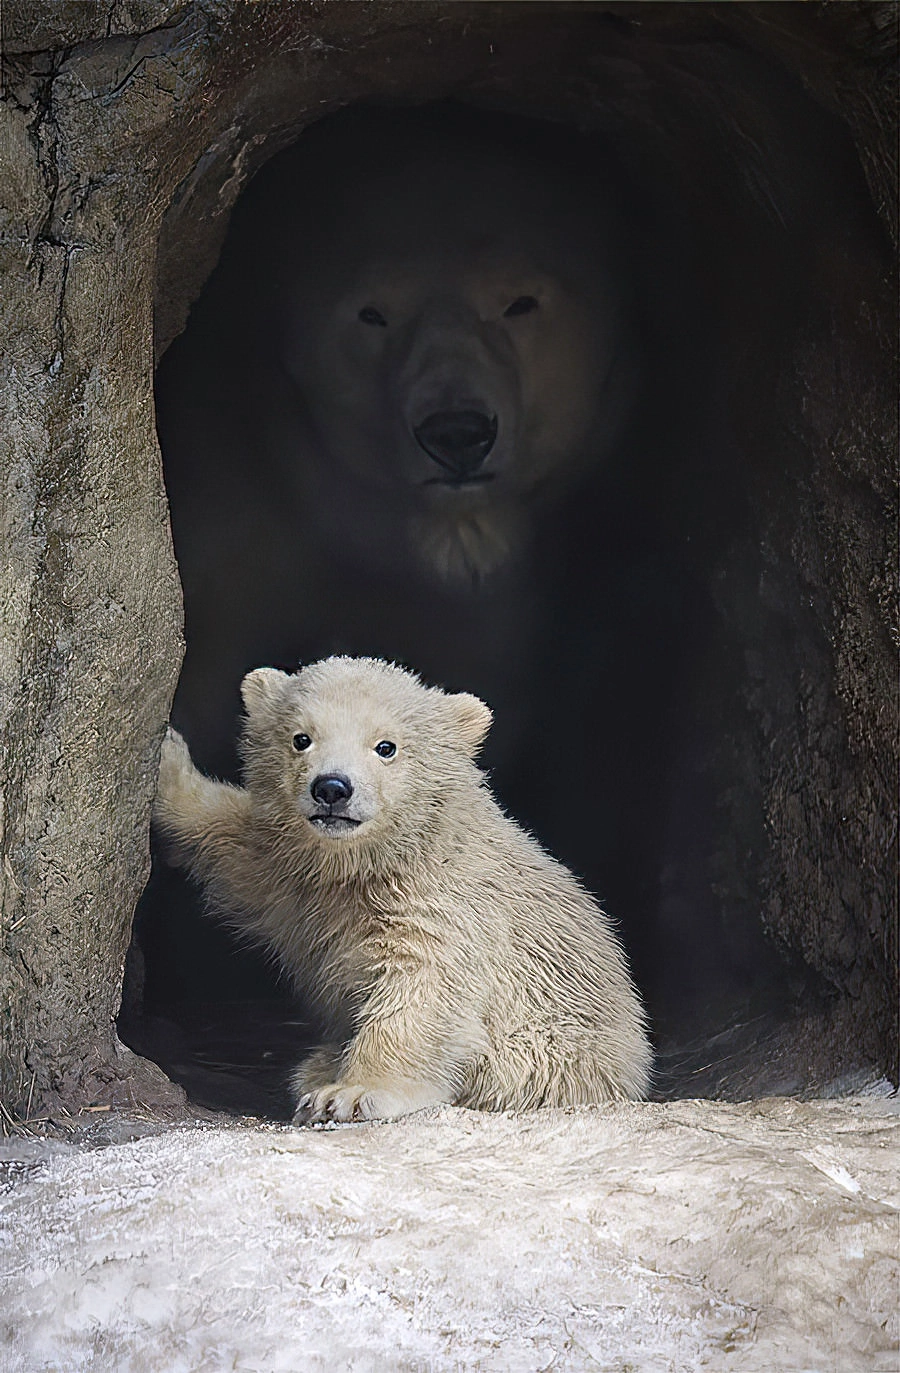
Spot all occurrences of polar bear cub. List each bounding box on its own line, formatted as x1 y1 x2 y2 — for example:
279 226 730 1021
154 656 651 1122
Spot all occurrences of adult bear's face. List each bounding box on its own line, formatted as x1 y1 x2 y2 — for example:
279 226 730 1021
274 113 636 579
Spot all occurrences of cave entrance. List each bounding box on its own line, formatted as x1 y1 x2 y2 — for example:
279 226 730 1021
119 9 896 1118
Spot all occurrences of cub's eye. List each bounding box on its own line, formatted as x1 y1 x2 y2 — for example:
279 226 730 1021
358 306 388 327
374 740 397 759
504 295 539 318
292 732 312 752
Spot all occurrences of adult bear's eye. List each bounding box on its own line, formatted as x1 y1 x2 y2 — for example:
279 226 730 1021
292 732 312 752
374 740 396 759
504 295 539 318
358 306 388 327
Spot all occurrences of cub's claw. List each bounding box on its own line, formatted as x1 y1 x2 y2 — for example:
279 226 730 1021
292 1079 447 1126
292 1085 366 1126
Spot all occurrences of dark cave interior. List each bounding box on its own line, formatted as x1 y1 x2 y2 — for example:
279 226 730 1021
118 9 895 1118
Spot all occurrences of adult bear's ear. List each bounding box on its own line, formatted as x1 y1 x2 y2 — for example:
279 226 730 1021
446 692 493 757
241 667 289 714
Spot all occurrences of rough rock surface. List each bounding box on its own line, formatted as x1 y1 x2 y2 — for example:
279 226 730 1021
1 1098 897 1371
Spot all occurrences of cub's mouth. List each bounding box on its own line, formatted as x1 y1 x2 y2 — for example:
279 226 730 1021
308 812 362 837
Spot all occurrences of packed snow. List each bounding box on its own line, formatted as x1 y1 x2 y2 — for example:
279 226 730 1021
1 1096 897 1371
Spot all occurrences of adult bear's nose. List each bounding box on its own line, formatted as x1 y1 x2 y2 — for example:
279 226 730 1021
310 773 354 806
414 410 498 480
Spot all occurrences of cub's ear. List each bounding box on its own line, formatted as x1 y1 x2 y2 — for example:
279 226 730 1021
447 692 493 757
241 667 289 714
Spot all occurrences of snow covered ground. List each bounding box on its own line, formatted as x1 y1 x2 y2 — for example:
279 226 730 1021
1 1096 897 1372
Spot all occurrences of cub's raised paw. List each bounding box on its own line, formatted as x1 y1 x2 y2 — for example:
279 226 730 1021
157 726 194 794
292 1079 446 1126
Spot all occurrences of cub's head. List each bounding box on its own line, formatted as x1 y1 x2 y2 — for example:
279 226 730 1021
239 657 492 855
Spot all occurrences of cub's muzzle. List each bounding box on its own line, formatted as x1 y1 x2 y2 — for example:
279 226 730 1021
308 772 361 835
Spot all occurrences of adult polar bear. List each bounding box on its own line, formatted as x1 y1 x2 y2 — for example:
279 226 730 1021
158 103 639 773
238 103 637 582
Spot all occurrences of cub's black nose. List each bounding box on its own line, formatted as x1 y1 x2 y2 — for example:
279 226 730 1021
310 773 353 806
414 409 497 478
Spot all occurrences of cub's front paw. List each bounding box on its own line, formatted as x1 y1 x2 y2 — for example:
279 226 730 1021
293 1083 370 1125
292 1079 446 1126
157 726 194 797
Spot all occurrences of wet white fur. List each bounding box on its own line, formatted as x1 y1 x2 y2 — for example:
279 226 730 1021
154 656 651 1122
